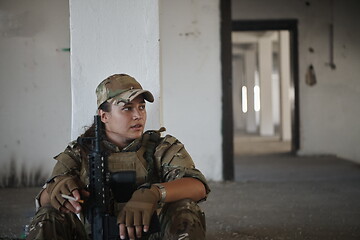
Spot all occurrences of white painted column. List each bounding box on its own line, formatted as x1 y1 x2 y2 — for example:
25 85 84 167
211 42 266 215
279 31 292 141
258 36 274 136
244 49 257 133
70 0 160 139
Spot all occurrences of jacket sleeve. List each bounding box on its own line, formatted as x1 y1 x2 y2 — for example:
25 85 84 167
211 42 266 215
154 135 211 198
35 141 83 211
48 140 83 181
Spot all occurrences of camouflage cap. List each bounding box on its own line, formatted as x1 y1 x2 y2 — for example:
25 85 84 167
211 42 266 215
96 74 154 108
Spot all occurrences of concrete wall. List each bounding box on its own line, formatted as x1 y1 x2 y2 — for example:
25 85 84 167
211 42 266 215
70 0 161 139
4 0 357 185
160 0 222 180
232 0 360 162
0 0 71 186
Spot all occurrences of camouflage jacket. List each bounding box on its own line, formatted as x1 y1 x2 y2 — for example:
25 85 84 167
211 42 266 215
48 130 210 201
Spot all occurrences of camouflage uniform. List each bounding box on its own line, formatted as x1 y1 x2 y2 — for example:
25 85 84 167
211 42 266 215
27 130 210 240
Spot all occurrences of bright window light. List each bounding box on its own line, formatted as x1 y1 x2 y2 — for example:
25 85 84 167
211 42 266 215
254 85 260 112
242 86 248 113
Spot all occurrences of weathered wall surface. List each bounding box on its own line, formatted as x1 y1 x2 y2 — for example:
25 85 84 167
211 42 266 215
0 0 71 186
3 0 357 185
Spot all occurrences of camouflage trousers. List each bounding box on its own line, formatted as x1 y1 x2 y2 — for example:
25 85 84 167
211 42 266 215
26 199 206 240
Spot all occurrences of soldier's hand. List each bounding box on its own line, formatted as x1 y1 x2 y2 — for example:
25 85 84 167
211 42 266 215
46 175 86 213
61 188 90 214
118 186 160 239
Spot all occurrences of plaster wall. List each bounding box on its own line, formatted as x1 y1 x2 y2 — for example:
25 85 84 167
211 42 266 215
160 0 222 180
232 0 360 162
0 0 71 186
70 0 161 139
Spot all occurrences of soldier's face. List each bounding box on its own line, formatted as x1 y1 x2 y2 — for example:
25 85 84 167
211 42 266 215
101 96 147 147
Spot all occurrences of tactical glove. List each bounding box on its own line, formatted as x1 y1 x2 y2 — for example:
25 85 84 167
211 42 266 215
46 175 84 210
117 186 160 227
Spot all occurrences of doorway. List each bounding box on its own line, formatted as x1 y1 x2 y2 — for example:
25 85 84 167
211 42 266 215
221 19 300 181
232 30 293 156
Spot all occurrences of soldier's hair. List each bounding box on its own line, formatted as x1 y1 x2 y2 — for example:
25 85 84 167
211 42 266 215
81 101 111 138
98 101 112 112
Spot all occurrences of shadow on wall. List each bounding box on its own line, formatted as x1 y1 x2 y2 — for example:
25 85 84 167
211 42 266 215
1 157 48 188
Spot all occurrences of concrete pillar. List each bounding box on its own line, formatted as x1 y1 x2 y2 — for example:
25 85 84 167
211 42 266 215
244 49 257 133
279 31 292 141
69 0 160 139
232 55 245 131
258 36 274 136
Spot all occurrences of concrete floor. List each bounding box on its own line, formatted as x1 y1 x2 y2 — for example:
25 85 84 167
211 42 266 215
1 140 360 239
202 153 360 240
233 133 292 156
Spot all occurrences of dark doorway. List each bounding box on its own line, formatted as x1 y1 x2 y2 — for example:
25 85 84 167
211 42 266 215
221 19 300 181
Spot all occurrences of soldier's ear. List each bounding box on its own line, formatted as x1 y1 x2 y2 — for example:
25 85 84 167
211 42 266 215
98 109 110 123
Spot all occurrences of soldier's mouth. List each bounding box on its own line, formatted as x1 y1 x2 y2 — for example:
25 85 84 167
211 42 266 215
131 124 143 129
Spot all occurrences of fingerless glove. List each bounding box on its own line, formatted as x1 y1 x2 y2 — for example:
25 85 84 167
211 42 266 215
117 186 160 227
46 175 84 210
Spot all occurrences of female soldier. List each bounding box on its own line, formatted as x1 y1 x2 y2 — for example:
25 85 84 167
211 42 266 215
27 74 210 240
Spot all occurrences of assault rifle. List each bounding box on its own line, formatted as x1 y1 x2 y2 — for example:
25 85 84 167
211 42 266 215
78 115 117 239
78 115 159 240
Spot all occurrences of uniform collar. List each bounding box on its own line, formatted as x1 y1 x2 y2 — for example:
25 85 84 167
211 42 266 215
102 137 142 152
